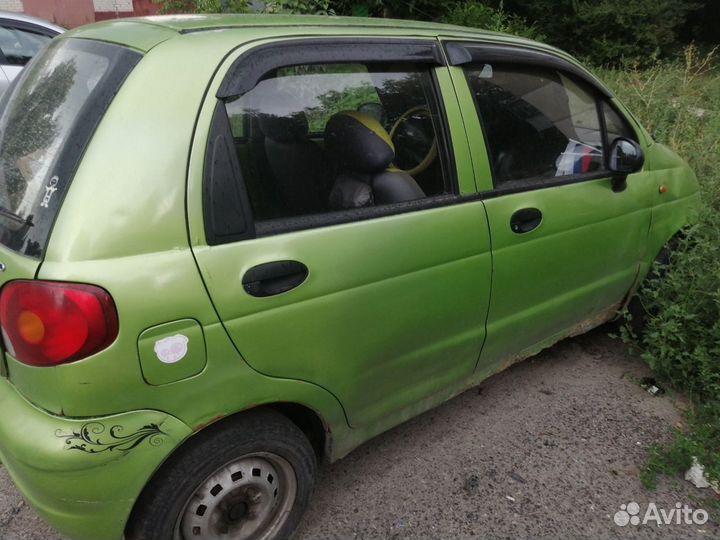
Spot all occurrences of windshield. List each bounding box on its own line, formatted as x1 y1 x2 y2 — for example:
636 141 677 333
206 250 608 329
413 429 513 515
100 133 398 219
0 38 140 259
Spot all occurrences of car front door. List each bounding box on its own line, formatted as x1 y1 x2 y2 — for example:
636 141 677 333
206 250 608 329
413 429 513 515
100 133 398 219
445 42 654 377
189 39 493 429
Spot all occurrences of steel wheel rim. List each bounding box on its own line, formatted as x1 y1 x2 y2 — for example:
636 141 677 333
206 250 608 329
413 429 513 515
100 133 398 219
175 452 297 540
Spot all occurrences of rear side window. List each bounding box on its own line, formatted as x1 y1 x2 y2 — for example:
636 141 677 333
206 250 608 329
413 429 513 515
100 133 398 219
465 64 604 186
221 62 450 224
0 38 140 259
227 64 382 138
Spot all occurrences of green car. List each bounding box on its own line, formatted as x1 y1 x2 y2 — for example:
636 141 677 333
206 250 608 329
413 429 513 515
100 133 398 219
0 13 699 540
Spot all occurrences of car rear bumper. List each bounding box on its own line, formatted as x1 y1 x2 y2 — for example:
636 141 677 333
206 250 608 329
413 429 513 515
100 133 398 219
0 376 192 539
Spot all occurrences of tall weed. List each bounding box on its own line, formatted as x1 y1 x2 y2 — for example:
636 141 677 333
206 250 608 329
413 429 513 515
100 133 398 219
597 46 720 204
601 47 720 487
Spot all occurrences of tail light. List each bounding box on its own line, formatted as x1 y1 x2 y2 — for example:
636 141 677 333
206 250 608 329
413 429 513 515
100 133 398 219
0 280 118 367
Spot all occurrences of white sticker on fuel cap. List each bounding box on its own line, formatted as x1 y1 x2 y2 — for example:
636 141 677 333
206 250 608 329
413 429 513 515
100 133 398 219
154 334 189 364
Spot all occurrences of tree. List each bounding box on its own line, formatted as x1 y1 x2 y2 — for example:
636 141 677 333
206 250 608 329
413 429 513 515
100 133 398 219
152 0 713 64
1 59 76 206
680 0 720 45
441 1 545 41
502 0 698 65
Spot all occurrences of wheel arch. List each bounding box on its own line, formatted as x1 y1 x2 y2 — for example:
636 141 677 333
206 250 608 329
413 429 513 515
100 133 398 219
125 404 321 539
265 402 328 461
621 225 689 316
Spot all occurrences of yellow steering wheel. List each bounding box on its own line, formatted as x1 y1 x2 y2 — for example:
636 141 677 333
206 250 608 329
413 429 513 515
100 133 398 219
388 105 438 177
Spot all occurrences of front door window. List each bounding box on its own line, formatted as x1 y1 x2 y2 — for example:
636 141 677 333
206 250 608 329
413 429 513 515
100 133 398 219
465 63 606 186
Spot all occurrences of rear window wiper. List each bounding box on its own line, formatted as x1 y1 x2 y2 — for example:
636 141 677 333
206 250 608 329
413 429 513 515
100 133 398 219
0 206 33 229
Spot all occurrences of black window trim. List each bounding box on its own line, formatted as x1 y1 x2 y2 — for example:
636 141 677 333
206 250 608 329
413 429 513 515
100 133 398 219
481 170 611 198
426 67 459 197
598 98 611 170
444 41 613 99
217 38 445 99
456 169 615 202
205 37 465 244
203 100 256 245
255 193 460 238
225 167 629 239
252 167 625 237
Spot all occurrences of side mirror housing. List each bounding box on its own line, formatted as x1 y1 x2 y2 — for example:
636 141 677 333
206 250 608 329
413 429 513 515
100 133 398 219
608 137 644 192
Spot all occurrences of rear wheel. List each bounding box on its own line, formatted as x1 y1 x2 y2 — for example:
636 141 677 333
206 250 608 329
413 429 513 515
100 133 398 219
127 409 317 540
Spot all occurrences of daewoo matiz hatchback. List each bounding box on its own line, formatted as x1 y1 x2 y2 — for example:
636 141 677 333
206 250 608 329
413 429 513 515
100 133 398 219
0 14 699 540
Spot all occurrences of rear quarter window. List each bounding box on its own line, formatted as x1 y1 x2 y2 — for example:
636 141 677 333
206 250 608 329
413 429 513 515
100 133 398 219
0 38 140 259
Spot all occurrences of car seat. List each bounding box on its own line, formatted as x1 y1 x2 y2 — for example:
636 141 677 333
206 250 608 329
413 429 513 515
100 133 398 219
324 111 425 210
257 104 328 216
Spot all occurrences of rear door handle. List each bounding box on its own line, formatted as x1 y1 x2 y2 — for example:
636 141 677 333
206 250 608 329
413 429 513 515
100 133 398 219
510 207 542 234
242 260 309 297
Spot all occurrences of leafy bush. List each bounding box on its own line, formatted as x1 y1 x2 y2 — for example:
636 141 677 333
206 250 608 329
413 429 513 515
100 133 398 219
504 0 697 66
441 2 544 41
597 46 720 187
261 0 334 14
154 0 249 13
567 0 693 66
602 47 720 488
629 207 720 488
641 403 720 489
632 212 720 401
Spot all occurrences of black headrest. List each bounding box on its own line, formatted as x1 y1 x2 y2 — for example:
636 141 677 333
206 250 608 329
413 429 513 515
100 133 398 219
244 85 310 143
325 111 395 173
258 111 309 143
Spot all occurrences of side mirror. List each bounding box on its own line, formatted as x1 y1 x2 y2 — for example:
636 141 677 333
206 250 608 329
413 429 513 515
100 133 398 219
608 137 644 192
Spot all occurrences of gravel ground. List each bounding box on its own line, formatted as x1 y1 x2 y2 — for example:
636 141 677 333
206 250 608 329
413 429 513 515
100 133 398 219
2 325 718 539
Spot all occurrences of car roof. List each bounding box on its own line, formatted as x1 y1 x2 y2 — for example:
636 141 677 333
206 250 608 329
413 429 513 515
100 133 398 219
0 10 64 34
63 13 547 53
135 13 480 34
61 13 608 95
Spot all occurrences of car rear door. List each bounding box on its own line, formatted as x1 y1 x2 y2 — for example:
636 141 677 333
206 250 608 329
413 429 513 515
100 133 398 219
444 41 655 377
188 38 492 429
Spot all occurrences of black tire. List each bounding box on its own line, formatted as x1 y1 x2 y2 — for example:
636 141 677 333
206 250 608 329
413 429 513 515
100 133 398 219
126 408 317 540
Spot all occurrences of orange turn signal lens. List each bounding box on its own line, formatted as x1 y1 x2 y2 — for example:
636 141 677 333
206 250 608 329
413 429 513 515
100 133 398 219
18 310 45 344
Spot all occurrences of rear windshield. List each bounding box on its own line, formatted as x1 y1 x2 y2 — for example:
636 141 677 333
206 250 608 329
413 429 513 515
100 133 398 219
0 38 140 259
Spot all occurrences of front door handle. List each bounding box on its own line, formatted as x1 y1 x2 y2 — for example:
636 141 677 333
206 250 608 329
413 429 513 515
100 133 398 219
510 207 542 234
242 260 309 297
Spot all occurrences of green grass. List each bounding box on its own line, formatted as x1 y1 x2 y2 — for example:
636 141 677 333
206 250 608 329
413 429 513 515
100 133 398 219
600 46 720 491
596 46 720 205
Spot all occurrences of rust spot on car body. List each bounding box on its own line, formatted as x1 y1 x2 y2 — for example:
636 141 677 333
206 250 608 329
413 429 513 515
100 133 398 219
192 415 227 433
495 303 620 374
